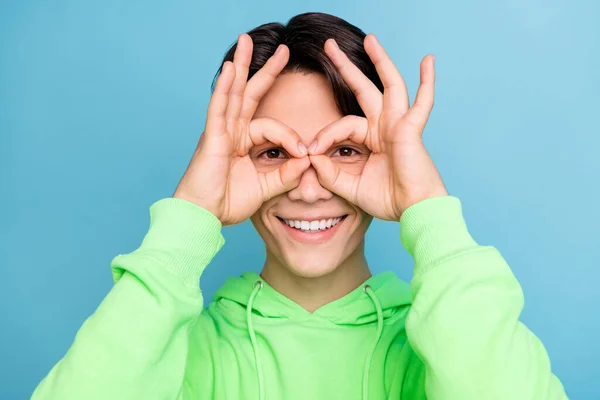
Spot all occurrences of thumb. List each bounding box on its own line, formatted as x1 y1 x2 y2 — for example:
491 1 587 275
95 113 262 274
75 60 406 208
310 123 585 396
309 155 359 204
260 157 311 200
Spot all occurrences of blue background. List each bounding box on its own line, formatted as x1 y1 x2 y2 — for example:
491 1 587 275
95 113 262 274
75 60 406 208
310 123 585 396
1 1 598 398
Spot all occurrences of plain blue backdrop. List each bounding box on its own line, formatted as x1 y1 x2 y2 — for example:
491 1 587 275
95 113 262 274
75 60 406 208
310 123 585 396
1 0 598 398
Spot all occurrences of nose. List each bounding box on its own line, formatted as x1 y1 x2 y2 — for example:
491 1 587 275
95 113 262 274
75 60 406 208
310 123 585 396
287 165 333 203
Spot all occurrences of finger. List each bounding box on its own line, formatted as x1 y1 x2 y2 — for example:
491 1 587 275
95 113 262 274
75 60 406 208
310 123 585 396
260 157 311 200
248 117 308 157
205 61 236 135
404 55 435 134
324 39 382 120
225 34 253 124
363 34 410 115
309 155 359 204
307 115 369 155
239 45 290 122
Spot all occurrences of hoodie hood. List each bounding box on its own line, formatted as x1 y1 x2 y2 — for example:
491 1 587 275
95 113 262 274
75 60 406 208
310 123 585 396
212 270 412 324
211 271 412 400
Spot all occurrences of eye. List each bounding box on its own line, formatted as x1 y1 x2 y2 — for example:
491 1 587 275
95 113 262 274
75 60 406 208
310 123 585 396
332 146 359 157
257 148 289 160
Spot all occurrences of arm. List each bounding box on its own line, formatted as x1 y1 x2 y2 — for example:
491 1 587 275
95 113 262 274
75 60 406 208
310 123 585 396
31 33 306 400
31 198 224 400
296 29 567 400
401 195 568 399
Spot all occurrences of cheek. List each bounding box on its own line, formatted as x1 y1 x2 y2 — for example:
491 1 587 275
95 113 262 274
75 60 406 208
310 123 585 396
252 159 287 173
250 196 282 235
334 157 368 176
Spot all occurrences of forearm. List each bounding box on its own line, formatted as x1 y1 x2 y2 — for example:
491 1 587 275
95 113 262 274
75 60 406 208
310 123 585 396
401 196 567 399
32 198 224 400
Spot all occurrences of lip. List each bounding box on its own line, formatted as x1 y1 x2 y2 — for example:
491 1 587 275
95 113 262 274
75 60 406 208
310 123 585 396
277 215 348 244
276 214 347 221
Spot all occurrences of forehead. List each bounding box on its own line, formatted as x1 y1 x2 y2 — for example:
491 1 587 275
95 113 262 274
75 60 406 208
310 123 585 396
253 72 343 143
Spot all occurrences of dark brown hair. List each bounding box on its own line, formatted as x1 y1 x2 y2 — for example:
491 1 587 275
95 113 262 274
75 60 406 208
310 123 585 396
211 12 383 117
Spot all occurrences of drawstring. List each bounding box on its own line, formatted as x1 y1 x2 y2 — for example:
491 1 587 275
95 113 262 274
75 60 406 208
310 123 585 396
246 280 383 400
362 284 384 400
247 280 265 400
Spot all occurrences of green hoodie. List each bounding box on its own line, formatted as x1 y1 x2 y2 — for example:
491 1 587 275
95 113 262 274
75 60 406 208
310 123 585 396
31 196 568 399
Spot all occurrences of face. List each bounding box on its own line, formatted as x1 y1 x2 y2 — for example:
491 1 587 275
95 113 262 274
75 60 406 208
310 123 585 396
249 72 373 278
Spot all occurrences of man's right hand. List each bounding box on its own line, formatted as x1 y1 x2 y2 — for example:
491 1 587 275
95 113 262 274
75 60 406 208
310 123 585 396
173 34 310 225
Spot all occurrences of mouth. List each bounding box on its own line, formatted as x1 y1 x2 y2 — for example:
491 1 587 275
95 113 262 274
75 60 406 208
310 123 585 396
275 215 348 244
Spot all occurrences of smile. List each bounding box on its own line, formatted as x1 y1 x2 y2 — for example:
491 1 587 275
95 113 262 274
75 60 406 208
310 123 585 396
275 215 348 244
279 216 347 232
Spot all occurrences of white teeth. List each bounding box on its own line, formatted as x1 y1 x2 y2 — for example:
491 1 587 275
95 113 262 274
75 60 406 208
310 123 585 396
282 216 345 232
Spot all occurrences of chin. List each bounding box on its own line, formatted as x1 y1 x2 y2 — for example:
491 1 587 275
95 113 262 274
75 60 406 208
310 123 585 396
250 196 374 280
278 250 344 278
251 214 373 280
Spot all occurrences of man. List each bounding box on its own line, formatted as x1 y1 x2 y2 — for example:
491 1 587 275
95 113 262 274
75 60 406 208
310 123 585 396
32 12 567 400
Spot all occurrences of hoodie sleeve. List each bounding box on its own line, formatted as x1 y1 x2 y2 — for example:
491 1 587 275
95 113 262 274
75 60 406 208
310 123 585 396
399 196 568 400
31 198 224 400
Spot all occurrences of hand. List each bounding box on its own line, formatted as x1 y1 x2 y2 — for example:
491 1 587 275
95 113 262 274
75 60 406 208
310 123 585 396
308 34 448 221
173 34 310 225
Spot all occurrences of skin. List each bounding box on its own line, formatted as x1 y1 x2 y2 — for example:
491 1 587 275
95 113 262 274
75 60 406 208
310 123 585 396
173 33 448 312
249 72 374 311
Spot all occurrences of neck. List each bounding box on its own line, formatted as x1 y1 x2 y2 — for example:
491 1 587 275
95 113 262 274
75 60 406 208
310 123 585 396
260 242 371 313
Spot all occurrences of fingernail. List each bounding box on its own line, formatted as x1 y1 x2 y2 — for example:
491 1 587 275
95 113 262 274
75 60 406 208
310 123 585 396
298 142 307 156
275 45 284 56
308 141 318 154
329 39 339 51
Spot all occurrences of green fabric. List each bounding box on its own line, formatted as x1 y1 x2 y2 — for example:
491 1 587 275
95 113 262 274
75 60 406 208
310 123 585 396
31 196 568 399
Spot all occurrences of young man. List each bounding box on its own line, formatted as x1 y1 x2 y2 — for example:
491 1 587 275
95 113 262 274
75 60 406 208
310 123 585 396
32 12 568 400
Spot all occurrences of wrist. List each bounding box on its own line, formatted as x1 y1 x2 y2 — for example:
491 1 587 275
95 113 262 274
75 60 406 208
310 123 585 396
397 186 449 218
113 197 225 288
172 190 223 222
399 195 477 277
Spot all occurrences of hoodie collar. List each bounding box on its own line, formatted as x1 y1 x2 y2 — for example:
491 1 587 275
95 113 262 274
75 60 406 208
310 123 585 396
212 270 412 325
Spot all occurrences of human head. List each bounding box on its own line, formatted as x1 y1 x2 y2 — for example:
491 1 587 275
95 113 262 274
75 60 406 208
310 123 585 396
215 12 384 279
